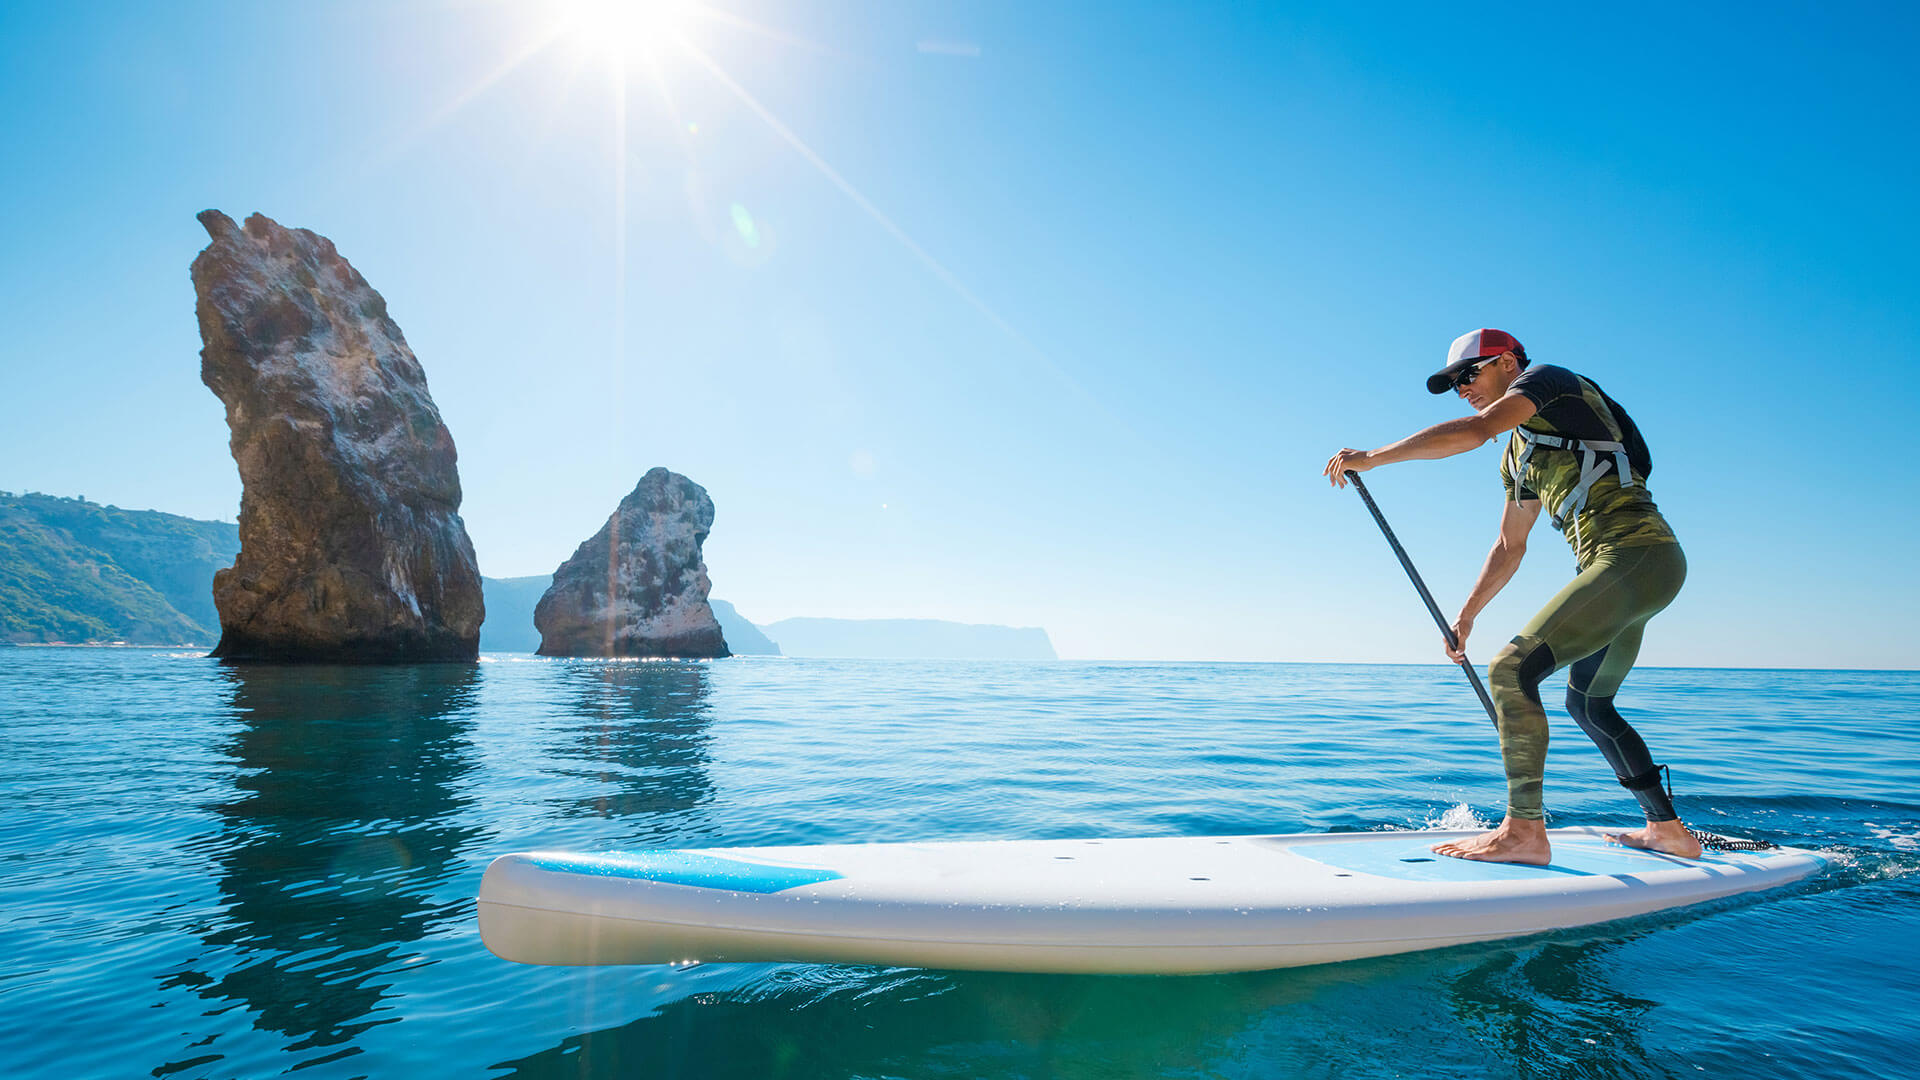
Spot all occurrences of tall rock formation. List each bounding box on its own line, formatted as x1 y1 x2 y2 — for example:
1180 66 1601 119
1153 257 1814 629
535 468 729 658
192 210 484 662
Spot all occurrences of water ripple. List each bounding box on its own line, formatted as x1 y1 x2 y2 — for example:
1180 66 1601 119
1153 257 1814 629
2 650 1916 1078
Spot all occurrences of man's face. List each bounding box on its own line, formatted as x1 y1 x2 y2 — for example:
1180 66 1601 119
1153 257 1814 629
1453 352 1516 411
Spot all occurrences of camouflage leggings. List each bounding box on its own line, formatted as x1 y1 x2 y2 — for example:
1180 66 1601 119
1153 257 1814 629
1485 541 1688 821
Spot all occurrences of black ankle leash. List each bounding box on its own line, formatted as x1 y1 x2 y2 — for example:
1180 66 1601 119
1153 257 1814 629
1686 830 1779 853
1633 766 1780 852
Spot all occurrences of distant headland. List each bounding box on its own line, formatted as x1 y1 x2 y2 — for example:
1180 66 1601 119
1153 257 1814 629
760 618 1057 660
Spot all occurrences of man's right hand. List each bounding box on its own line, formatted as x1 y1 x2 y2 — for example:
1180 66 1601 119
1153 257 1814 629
1323 448 1373 487
1445 615 1474 665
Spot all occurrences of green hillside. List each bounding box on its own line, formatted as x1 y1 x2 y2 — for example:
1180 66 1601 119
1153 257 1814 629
0 492 239 645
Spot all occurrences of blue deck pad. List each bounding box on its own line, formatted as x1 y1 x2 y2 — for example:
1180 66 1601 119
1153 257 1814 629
1295 835 1743 884
526 851 845 894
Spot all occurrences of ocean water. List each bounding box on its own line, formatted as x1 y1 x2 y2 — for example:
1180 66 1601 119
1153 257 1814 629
2 649 1916 1080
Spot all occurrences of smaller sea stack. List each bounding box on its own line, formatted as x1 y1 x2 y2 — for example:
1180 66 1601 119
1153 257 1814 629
535 468 730 659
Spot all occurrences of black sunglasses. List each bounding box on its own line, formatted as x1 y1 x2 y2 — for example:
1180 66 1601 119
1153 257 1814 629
1450 357 1499 390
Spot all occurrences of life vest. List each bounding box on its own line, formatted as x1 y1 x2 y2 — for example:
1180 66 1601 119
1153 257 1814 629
1511 427 1638 552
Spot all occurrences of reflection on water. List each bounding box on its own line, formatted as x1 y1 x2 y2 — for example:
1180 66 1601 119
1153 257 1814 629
159 665 484 1075
1444 937 1663 1079
550 662 715 824
488 923 1736 1080
488 930 1682 1080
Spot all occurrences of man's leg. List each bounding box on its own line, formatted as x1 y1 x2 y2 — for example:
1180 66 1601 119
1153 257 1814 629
1566 629 1673 820
1433 544 1681 863
1562 547 1696 854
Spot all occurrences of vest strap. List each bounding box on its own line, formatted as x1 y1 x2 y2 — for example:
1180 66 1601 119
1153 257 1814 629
1513 427 1638 552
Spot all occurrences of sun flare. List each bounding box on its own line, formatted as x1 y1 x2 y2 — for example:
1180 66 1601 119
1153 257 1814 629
551 0 697 61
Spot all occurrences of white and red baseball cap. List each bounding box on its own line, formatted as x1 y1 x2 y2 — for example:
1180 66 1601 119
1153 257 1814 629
1427 328 1524 394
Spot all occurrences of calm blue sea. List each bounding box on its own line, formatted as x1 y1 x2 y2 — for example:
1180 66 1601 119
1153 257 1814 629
2 649 1916 1079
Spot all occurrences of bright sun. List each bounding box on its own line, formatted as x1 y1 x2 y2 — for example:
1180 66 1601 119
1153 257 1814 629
551 0 697 61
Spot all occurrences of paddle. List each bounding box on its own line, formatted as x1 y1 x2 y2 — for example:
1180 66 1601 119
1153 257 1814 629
1344 471 1499 728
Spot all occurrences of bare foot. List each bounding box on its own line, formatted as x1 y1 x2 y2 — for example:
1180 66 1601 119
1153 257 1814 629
1431 816 1552 865
1607 819 1703 859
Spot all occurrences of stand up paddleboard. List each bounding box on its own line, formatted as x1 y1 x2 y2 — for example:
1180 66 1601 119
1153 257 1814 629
477 827 1824 975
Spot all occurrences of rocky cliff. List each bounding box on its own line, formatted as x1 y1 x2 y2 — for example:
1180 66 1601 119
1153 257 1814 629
706 599 780 655
193 210 483 662
534 468 729 658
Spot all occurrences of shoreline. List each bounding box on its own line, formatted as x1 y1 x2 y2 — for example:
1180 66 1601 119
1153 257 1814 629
7 641 211 649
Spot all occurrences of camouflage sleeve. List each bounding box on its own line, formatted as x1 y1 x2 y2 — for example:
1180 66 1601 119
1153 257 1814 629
1500 434 1536 501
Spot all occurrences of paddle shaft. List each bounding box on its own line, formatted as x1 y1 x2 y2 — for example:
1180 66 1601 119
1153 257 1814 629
1344 471 1500 727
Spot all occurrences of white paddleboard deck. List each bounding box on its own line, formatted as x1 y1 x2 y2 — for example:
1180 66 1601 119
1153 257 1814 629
477 827 1825 974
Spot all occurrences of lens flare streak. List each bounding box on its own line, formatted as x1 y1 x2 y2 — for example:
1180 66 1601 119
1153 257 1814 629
676 39 1047 360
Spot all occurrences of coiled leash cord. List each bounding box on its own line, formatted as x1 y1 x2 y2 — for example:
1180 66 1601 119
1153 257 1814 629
1633 766 1779 852
1689 831 1779 853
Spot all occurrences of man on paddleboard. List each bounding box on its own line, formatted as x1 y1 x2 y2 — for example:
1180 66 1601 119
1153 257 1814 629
1323 329 1698 865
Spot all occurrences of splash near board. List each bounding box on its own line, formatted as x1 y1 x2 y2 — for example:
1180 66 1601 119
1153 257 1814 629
477 827 1824 975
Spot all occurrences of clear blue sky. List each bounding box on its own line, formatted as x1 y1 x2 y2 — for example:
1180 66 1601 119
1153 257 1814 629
1 2 1914 666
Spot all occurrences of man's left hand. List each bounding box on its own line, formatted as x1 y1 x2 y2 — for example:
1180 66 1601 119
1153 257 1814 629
1324 448 1374 488
1445 615 1474 664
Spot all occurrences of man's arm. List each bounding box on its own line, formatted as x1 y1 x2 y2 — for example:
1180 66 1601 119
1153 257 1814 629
1324 391 1538 487
1444 497 1542 663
